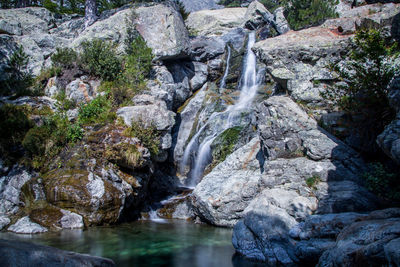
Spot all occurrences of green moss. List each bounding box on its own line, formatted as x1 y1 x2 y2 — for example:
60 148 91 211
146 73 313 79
211 126 243 166
306 174 321 189
124 120 160 157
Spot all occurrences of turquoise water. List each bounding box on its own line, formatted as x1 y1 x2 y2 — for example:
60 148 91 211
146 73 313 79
0 220 260 267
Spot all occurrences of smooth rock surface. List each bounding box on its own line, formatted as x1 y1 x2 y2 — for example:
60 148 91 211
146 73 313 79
0 239 115 266
8 216 48 234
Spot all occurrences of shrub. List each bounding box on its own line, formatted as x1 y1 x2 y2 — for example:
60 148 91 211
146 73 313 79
51 47 78 69
0 46 33 96
124 120 160 156
100 34 153 106
78 94 115 125
0 104 34 164
285 0 338 30
306 174 321 189
43 0 59 13
175 0 190 20
363 163 400 200
80 39 122 81
322 29 398 152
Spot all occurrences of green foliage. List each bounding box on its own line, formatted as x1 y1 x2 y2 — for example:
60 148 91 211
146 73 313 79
306 174 321 189
363 163 400 201
212 126 242 165
80 39 122 81
285 0 338 30
322 29 398 148
55 91 76 111
78 94 115 125
0 46 33 96
175 0 190 20
100 33 153 106
0 104 34 165
43 0 58 13
51 47 78 69
124 120 160 156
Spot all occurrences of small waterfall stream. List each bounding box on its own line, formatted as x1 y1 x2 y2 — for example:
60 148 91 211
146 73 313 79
180 32 261 188
219 46 231 89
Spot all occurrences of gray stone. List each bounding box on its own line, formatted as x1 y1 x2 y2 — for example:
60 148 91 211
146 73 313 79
190 36 225 62
65 78 95 104
8 216 48 234
0 215 10 230
318 216 400 266
273 7 290 34
244 0 273 30
135 3 190 60
186 8 247 37
191 96 376 227
117 104 175 131
177 0 223 12
0 166 34 216
60 209 84 229
190 62 208 90
0 239 115 266
385 238 400 266
377 113 400 164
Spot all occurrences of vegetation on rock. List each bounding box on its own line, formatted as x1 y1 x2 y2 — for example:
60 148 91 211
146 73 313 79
363 163 400 201
124 120 160 157
211 126 242 166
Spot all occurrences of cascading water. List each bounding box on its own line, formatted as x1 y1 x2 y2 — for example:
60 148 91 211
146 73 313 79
180 32 260 188
219 46 231 89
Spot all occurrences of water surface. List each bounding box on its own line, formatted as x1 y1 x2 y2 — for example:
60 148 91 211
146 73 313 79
0 220 258 267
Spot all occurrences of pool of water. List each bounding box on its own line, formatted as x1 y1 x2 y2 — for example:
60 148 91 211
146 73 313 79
0 220 262 267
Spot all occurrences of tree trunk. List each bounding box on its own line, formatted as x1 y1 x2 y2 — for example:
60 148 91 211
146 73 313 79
84 0 98 28
16 0 29 7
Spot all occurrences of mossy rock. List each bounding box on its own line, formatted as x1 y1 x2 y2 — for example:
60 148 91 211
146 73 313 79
42 168 123 226
211 126 243 166
29 205 64 229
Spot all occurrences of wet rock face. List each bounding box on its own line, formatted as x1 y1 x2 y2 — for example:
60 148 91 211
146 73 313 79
0 239 115 266
191 96 378 227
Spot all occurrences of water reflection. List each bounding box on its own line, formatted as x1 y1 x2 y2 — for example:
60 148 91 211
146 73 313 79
0 220 257 267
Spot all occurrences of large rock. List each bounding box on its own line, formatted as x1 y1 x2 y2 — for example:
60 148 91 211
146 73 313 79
117 101 175 131
318 209 400 266
135 3 190 60
0 166 34 216
191 96 378 227
377 113 400 164
253 3 400 106
233 208 400 266
0 239 115 266
8 216 48 234
186 8 247 36
178 0 223 12
243 0 274 30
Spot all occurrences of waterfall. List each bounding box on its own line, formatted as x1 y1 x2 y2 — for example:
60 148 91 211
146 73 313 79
219 46 231 89
181 32 260 188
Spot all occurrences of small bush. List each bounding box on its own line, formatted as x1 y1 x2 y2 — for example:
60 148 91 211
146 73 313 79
306 174 321 189
0 104 34 164
363 163 400 200
80 39 122 81
43 0 59 13
100 34 153 106
124 120 160 156
322 29 398 153
175 0 190 20
0 46 33 96
51 47 78 69
78 94 115 125
285 0 338 30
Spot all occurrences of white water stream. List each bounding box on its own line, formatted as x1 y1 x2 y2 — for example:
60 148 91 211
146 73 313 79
180 32 260 188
